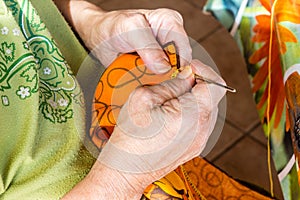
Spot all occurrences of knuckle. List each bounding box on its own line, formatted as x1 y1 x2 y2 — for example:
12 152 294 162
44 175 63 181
131 87 153 102
122 12 147 27
197 97 214 122
154 8 184 24
169 10 184 24
112 12 147 31
199 108 211 122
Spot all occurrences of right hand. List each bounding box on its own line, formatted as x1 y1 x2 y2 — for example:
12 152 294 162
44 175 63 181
98 59 226 190
63 59 226 200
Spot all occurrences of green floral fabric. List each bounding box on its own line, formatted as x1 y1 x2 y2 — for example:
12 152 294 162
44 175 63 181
0 0 95 199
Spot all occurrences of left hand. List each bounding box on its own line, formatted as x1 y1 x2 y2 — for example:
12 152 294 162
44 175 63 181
65 1 192 74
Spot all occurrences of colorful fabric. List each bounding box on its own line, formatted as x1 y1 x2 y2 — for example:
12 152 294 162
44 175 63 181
0 0 95 199
182 157 272 200
204 0 245 29
204 0 300 199
90 42 273 199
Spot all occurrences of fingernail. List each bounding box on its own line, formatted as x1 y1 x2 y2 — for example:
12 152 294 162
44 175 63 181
177 65 192 79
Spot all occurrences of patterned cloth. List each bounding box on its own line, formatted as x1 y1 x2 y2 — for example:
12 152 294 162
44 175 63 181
205 0 300 199
204 0 245 29
0 0 95 199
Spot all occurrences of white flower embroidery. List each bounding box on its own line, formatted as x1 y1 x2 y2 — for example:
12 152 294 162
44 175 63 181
1 27 9 35
43 67 52 75
5 49 11 54
17 86 30 99
1 26 9 35
48 99 57 108
58 98 68 107
12 28 20 36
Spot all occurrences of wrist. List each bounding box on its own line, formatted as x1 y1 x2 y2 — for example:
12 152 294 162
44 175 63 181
63 160 145 199
91 160 146 199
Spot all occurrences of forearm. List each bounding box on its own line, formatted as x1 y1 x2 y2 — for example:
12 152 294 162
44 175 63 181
62 161 145 199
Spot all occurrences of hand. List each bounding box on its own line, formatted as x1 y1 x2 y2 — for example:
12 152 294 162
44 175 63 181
62 59 226 199
68 2 192 74
98 59 226 190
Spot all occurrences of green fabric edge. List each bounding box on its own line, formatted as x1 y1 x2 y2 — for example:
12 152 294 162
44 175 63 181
30 0 87 75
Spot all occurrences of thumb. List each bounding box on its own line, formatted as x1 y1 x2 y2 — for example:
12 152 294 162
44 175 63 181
137 47 171 74
116 66 194 141
146 66 194 106
126 67 194 125
123 27 171 74
191 59 226 105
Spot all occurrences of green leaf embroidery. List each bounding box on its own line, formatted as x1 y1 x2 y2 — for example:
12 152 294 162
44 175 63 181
20 64 37 82
4 0 18 16
0 42 16 63
0 62 7 79
30 9 46 32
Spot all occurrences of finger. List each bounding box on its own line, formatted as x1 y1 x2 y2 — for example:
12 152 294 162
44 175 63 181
92 11 172 73
118 13 172 74
191 59 226 105
143 8 192 66
117 67 194 141
177 106 218 164
92 44 120 68
131 31 171 74
125 67 193 114
146 66 194 106
100 29 171 74
176 82 216 160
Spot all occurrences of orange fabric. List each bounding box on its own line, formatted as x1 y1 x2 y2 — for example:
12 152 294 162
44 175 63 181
182 157 273 200
90 43 273 199
90 52 174 149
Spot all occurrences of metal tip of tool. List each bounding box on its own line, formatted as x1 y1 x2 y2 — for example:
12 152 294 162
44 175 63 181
223 85 236 93
194 74 237 93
